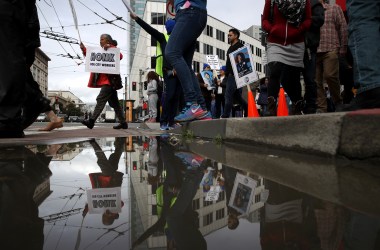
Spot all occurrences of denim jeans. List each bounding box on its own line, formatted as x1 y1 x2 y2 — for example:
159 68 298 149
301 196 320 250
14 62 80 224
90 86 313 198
160 74 182 124
303 50 317 112
165 7 207 108
346 0 380 94
222 75 247 118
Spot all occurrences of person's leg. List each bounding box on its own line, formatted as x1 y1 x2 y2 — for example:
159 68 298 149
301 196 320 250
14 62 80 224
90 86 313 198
266 62 282 116
148 94 158 121
323 51 342 109
345 0 380 109
316 53 328 112
303 50 317 113
107 87 128 129
0 0 27 137
82 86 112 129
215 94 222 118
235 88 248 117
165 7 207 113
222 75 237 118
281 65 303 115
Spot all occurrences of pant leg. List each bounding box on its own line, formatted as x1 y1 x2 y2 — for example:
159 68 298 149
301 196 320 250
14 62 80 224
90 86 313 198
347 0 380 94
165 8 207 104
316 53 328 111
323 51 342 106
234 88 248 116
281 64 302 103
148 94 158 118
303 50 317 111
267 62 282 100
0 0 27 122
92 85 114 121
107 87 125 122
222 75 237 118
215 94 222 118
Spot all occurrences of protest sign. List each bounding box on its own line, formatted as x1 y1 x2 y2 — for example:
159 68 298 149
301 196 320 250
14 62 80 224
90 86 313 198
85 46 120 74
205 55 220 70
229 45 258 89
86 187 122 214
205 185 221 201
200 70 215 90
228 173 257 215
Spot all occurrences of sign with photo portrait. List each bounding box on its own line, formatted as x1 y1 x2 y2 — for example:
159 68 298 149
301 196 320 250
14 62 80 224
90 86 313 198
228 173 257 215
229 45 258 89
200 70 215 90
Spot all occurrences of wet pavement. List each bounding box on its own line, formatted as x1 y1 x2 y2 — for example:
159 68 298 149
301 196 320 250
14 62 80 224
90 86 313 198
0 135 379 250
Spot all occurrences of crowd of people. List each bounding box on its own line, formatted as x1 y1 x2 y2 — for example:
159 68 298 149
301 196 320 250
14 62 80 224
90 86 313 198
0 0 379 138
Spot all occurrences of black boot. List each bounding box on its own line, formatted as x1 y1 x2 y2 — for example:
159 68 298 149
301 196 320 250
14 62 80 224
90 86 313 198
82 119 95 129
265 96 277 116
113 122 128 129
291 100 304 115
21 96 52 129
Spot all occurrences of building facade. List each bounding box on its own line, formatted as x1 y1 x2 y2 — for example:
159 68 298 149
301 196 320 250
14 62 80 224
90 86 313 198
128 0 266 109
32 48 51 96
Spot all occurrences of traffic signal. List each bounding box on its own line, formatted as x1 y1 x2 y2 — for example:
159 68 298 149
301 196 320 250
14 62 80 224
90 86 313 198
133 161 137 170
132 81 137 91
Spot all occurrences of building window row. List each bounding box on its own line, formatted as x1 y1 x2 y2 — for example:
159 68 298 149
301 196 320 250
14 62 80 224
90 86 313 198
216 208 225 220
205 25 213 37
256 47 262 57
216 48 226 61
203 43 214 55
256 62 262 73
216 29 225 42
203 212 213 226
151 12 166 25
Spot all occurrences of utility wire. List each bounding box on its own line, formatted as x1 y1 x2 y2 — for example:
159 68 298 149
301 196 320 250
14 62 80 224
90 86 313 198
94 0 127 24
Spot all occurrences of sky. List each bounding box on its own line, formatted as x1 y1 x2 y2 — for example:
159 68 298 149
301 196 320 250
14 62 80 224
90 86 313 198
38 0 266 103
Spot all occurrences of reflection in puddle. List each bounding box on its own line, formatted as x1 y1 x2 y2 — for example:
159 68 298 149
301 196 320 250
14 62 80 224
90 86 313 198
0 136 379 249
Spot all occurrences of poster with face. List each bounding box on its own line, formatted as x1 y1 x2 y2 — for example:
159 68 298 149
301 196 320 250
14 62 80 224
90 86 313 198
201 70 215 90
228 173 257 215
229 45 258 89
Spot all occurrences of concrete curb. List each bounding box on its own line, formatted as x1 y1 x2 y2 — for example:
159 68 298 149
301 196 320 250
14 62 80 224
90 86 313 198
172 109 380 159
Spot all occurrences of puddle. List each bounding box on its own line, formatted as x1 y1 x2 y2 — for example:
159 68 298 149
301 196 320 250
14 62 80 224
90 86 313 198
0 136 379 249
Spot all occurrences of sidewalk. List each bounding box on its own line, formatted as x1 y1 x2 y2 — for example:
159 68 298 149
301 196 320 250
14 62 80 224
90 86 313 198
172 109 380 159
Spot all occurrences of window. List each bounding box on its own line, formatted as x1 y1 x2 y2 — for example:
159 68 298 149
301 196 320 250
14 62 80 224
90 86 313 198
152 205 158 215
203 43 213 55
151 12 165 25
216 48 226 61
203 213 213 226
193 61 200 73
203 199 213 207
256 62 262 72
192 199 200 210
216 29 225 42
216 208 225 220
205 25 213 37
217 191 225 202
195 41 200 52
250 44 254 55
255 194 261 203
240 39 246 45
256 47 262 57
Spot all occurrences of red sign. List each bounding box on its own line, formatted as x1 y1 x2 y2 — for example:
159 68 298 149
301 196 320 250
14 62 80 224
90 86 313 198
166 0 176 18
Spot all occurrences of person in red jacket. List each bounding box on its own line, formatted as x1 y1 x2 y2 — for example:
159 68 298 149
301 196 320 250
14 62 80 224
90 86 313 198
80 34 128 130
262 0 312 116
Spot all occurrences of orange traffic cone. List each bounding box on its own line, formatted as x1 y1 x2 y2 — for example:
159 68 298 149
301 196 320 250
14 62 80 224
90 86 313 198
277 87 289 116
247 86 260 117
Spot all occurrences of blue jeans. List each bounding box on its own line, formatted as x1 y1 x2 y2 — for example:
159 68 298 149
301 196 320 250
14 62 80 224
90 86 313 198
222 75 247 118
165 7 207 108
346 0 380 94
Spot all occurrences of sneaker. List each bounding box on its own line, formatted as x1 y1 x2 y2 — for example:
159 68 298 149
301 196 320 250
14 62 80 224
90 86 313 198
160 123 169 131
197 111 212 120
113 122 128 129
174 103 204 122
175 151 204 169
82 119 95 129
168 122 181 130
342 87 380 111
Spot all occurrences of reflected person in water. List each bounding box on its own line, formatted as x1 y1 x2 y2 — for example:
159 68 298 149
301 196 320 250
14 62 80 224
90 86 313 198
133 137 206 250
82 138 125 225
0 145 55 249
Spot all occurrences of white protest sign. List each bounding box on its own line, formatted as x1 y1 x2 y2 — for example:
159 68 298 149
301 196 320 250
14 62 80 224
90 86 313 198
229 45 258 89
86 187 122 214
85 46 120 74
228 173 257 215
205 185 221 201
205 55 220 70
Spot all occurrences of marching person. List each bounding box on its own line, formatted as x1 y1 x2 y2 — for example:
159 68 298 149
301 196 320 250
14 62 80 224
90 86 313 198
80 34 128 130
146 71 159 123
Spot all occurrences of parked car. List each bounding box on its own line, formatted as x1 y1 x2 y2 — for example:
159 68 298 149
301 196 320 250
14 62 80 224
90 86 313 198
68 116 79 122
36 113 47 122
57 114 68 122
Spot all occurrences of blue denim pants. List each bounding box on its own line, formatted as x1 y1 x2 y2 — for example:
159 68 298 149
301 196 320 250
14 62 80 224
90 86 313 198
346 0 380 94
165 7 207 108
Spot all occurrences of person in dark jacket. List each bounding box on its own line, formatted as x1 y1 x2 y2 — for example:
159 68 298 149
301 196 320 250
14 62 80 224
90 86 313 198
257 77 269 116
302 0 325 114
0 0 53 138
130 13 183 130
262 0 312 116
